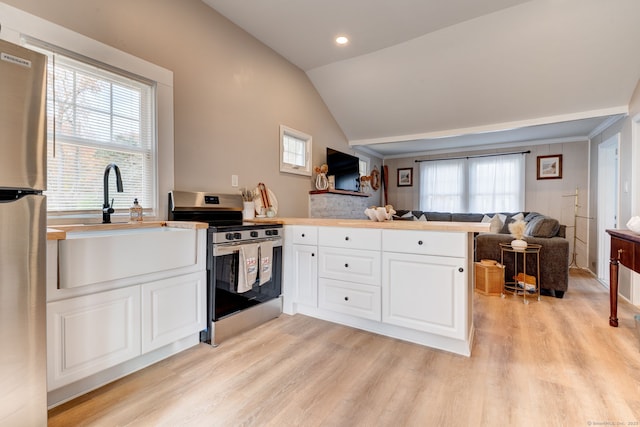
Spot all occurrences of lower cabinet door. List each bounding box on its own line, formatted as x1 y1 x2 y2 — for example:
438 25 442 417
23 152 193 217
293 244 318 307
141 272 206 353
319 278 381 321
382 252 467 339
47 286 141 390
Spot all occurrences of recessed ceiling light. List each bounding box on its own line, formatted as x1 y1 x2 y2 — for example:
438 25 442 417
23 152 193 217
335 36 349 45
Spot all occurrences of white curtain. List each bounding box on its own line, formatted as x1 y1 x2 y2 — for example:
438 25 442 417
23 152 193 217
419 158 466 212
468 154 524 212
419 154 525 213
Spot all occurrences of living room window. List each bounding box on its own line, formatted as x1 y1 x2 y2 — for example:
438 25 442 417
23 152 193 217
419 153 524 213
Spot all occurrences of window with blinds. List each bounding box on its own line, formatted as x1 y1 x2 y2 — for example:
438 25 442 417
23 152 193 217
34 44 156 215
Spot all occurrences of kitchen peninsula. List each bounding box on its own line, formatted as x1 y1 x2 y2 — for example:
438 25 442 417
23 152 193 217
253 218 489 356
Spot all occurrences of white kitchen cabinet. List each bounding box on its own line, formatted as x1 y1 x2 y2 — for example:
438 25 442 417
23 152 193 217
318 246 381 286
46 227 207 405
318 226 381 250
284 225 319 309
141 271 206 353
47 286 141 390
382 251 467 339
292 244 318 307
319 278 381 321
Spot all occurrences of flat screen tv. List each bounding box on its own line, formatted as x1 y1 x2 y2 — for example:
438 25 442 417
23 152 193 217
326 148 360 192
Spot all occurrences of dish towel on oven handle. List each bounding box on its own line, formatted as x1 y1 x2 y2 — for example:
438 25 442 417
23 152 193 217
259 240 274 286
237 243 259 293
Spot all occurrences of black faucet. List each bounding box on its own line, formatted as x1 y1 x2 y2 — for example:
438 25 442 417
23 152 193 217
102 163 124 223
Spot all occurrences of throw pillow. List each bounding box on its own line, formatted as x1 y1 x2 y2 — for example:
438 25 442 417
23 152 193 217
500 212 525 234
481 214 504 233
525 215 560 238
400 211 415 220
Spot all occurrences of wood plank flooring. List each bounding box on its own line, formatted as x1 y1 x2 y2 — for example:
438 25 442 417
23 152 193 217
48 269 640 426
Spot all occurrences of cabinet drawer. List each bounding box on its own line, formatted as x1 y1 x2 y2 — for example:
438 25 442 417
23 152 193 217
318 247 381 286
319 226 381 250
319 278 381 321
382 229 466 257
290 226 318 245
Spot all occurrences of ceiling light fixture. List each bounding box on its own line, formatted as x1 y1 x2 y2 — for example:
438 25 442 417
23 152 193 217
335 36 349 45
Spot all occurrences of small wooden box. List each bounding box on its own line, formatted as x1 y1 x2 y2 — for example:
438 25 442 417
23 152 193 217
474 262 505 296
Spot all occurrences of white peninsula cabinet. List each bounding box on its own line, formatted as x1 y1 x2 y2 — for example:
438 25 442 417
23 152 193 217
46 225 207 407
282 222 475 356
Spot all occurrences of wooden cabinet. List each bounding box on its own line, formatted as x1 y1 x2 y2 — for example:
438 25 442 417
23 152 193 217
47 286 141 390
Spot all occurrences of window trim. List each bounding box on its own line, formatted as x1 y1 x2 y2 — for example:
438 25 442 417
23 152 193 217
279 125 312 176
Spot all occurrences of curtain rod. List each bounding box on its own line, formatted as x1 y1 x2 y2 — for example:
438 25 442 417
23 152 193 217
414 150 531 163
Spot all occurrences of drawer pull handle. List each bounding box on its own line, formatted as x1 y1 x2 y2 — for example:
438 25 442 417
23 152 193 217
345 236 350 241
301 233 305 237
418 240 423 245
458 267 464 273
311 253 315 257
344 296 349 301
345 263 349 268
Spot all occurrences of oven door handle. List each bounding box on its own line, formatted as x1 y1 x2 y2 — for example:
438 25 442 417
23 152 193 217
212 238 282 256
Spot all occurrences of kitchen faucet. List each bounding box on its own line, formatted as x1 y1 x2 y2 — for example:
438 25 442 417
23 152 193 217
102 163 124 223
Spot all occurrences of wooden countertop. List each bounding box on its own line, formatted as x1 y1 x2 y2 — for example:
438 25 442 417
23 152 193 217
248 217 490 233
47 221 208 240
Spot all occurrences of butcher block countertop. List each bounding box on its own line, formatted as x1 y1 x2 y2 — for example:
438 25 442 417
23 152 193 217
249 217 490 233
47 221 208 240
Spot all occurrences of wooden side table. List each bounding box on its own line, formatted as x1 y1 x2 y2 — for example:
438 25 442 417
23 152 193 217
499 243 542 304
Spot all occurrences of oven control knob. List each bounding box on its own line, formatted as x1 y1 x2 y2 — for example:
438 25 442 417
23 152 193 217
234 232 242 240
225 233 235 241
271 230 279 236
265 230 272 236
250 231 259 238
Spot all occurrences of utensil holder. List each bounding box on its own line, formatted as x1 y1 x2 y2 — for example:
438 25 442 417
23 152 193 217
243 201 255 220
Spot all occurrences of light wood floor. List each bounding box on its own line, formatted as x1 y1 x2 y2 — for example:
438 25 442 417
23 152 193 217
48 269 640 426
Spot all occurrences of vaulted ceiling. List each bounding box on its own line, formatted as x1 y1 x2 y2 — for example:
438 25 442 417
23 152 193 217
203 0 640 157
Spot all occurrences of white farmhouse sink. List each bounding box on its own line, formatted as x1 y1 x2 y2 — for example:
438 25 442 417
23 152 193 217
58 226 197 289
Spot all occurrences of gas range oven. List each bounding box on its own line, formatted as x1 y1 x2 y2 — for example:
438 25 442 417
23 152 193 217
168 191 283 345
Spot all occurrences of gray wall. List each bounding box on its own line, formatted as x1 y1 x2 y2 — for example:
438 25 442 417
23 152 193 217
2 0 381 217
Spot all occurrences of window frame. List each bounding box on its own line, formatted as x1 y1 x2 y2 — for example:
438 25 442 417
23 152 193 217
279 125 312 176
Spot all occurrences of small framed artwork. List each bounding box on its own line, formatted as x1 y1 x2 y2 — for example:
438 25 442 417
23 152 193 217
537 155 563 180
397 167 413 187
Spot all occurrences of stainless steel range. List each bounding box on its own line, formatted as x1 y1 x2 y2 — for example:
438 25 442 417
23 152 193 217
168 191 282 345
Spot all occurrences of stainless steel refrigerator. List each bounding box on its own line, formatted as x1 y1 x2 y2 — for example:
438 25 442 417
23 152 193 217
0 39 48 426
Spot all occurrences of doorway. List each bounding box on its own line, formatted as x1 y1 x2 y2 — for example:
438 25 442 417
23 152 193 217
597 134 620 286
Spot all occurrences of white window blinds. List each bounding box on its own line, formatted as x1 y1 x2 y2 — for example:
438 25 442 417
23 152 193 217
33 43 156 215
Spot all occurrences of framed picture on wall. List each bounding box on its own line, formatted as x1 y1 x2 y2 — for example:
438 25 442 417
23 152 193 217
397 167 413 187
537 155 563 180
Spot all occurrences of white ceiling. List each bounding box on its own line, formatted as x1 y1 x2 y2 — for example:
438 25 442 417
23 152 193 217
203 0 640 158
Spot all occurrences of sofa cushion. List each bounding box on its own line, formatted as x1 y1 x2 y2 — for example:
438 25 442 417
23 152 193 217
525 215 560 238
481 214 506 233
452 213 485 222
426 212 451 221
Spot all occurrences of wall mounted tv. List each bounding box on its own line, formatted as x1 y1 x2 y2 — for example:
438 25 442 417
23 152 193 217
326 147 360 192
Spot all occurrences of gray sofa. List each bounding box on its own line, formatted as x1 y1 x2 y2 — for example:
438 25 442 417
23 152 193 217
393 210 570 298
